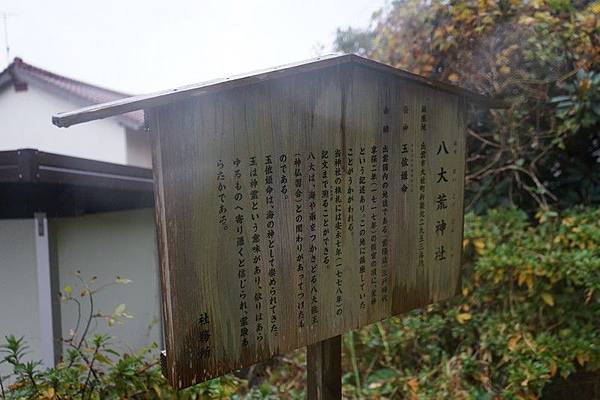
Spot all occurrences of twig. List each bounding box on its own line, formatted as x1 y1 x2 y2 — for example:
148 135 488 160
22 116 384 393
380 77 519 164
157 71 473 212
468 128 501 148
81 343 100 400
65 342 100 383
27 370 38 395
466 149 503 182
465 185 485 212
363 353 380 381
77 288 94 351
0 373 5 399
376 322 392 365
345 331 363 398
66 297 82 342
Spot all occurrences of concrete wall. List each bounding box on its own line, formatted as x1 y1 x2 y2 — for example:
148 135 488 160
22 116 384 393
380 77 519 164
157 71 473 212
0 219 40 377
0 84 129 165
52 209 161 352
0 209 161 376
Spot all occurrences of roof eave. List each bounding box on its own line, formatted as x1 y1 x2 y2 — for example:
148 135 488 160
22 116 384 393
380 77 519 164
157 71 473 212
52 54 507 129
0 68 12 91
10 67 144 131
0 148 154 218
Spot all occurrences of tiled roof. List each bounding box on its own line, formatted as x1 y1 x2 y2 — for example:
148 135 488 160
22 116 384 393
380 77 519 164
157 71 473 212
0 57 144 130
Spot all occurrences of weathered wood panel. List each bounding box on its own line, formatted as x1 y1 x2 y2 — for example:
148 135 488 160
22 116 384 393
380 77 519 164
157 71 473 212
307 335 342 400
149 62 466 389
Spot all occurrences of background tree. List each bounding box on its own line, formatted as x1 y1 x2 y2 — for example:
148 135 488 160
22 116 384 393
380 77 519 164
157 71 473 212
335 0 600 212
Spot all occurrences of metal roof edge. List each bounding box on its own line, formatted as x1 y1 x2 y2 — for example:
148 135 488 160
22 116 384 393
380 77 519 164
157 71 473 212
0 148 154 218
0 148 153 190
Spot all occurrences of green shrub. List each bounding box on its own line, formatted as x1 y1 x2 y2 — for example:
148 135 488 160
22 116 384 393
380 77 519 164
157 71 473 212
2 207 598 399
0 274 241 400
0 333 241 399
342 206 600 399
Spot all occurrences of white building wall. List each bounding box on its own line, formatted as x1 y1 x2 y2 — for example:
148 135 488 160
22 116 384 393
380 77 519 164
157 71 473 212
52 209 161 352
0 219 40 377
126 128 153 168
0 85 128 165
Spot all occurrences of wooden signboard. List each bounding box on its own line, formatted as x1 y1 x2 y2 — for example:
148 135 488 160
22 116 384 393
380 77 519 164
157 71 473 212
52 55 495 390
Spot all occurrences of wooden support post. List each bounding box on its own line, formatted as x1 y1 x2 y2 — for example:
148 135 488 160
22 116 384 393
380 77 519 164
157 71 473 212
307 335 342 400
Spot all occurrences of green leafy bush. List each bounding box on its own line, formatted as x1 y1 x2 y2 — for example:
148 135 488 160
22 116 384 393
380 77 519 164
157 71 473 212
553 70 600 136
0 274 241 400
1 207 598 399
342 206 600 399
0 333 241 399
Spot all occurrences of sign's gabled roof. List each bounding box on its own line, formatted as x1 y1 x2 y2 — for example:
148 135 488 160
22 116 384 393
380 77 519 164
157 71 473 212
52 54 504 129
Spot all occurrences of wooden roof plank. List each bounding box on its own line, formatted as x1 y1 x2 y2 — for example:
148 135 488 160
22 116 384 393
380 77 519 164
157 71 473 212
52 54 505 128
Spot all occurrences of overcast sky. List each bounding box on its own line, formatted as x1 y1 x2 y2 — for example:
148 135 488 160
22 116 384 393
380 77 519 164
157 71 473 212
2 0 383 94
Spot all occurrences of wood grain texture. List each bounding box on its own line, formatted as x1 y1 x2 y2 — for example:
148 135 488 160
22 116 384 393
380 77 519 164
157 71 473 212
148 62 467 389
307 336 341 400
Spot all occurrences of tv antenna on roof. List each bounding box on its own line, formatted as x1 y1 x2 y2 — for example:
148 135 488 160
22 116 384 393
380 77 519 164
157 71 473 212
2 12 15 67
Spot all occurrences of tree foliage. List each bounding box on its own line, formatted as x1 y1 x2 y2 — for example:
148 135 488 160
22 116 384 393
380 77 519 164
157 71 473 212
335 0 600 212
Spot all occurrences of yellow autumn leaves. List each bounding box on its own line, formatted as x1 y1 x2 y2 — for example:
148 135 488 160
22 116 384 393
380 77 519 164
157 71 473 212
455 312 472 324
37 387 56 400
551 216 598 250
463 238 486 255
541 293 555 307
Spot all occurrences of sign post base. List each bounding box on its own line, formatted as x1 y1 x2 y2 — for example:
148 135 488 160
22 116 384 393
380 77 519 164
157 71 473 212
307 335 342 400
